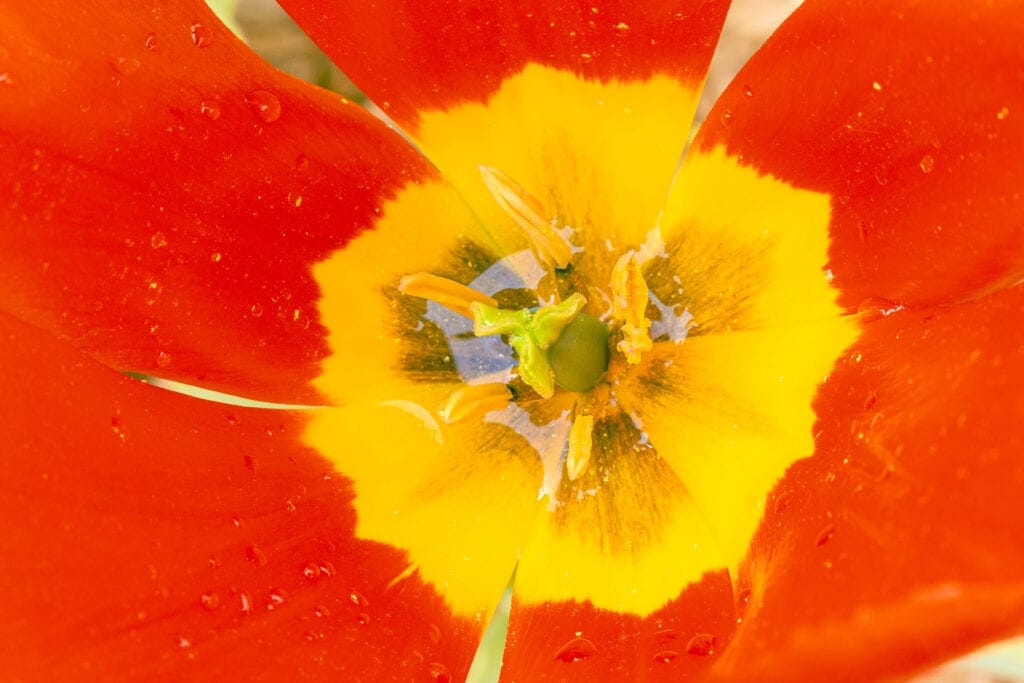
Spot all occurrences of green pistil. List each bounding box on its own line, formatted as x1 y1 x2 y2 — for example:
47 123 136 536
471 293 588 398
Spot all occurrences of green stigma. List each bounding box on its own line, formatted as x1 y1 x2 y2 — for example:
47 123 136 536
471 293 609 397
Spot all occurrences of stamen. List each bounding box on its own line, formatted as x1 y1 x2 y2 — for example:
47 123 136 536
478 165 573 271
610 251 653 364
471 293 587 399
439 382 513 424
566 414 595 481
398 272 497 319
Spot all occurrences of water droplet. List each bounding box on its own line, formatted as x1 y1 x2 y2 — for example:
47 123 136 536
150 232 167 248
200 592 220 610
240 592 253 614
190 22 212 48
178 635 192 649
267 588 287 609
427 624 442 645
302 563 321 581
997 106 1010 121
919 154 935 174
250 303 263 317
685 633 716 656
313 603 331 618
428 662 452 682
720 109 732 125
246 544 268 566
349 590 369 608
614 21 630 35
113 57 140 76
245 90 281 123
356 612 371 625
144 32 159 51
210 251 222 262
288 192 303 208
653 650 678 663
816 524 836 546
871 81 882 92
304 630 324 641
200 100 221 121
318 561 336 577
743 85 753 97
554 636 597 663
156 351 171 367
579 52 593 64
857 296 903 323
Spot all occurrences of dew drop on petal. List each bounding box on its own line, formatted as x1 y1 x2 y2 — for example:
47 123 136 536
245 544 268 566
653 650 678 663
250 303 263 318
743 85 754 97
156 351 171 367
554 636 597 663
349 590 369 608
113 57 140 76
302 563 321 581
816 524 836 546
356 612 371 625
428 662 452 682
150 231 167 248
245 90 281 123
919 154 935 174
579 52 593 64
313 603 331 618
200 100 221 120
200 592 220 610
267 588 287 609
685 633 716 656
720 109 732 125
614 21 630 35
997 106 1010 121
190 22 212 48
144 32 159 51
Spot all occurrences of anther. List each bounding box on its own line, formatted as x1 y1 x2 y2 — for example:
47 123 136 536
478 165 574 271
439 382 513 423
566 414 595 481
610 251 653 364
398 272 497 319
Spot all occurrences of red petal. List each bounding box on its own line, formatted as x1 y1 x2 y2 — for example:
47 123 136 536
721 284 1024 680
694 1 1024 310
503 571 736 681
0 0 439 403
280 0 731 131
0 312 479 679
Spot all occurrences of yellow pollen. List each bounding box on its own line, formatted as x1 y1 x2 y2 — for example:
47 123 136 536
610 251 653 364
566 414 595 481
398 272 498 318
438 382 513 424
478 165 574 271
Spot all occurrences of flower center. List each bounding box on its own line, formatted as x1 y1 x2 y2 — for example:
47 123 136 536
398 167 660 483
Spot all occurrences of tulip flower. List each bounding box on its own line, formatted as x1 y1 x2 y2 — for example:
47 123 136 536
2 0 1023 680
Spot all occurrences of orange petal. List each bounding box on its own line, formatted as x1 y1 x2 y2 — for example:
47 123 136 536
281 0 731 132
0 311 480 679
694 0 1024 311
0 0 439 404
722 283 1024 680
